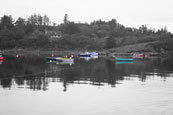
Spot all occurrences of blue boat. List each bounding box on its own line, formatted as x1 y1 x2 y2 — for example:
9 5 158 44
115 57 134 61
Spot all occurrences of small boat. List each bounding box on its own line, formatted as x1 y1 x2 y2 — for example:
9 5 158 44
0 55 3 64
79 52 92 57
133 53 148 58
46 57 62 62
0 55 4 60
79 52 98 57
115 57 134 61
47 58 74 65
90 52 98 56
46 56 74 62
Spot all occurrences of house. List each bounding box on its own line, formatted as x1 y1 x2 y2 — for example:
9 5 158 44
45 30 62 41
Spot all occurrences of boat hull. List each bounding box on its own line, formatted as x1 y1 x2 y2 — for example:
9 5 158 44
115 57 134 61
79 54 91 57
79 52 98 57
46 57 63 62
0 57 3 60
46 57 74 63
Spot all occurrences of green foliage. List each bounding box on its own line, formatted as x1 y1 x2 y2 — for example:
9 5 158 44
63 14 69 25
19 30 49 48
14 28 25 40
0 15 14 30
25 23 34 34
106 37 116 49
0 28 16 49
56 34 89 49
0 14 173 51
15 17 25 28
150 38 173 52
64 22 80 35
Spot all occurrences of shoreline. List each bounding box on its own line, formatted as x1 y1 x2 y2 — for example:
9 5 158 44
0 48 107 57
1 48 172 57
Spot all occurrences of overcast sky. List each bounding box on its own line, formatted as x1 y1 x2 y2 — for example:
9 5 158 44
0 0 173 32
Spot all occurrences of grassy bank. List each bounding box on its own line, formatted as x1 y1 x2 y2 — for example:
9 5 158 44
108 42 155 53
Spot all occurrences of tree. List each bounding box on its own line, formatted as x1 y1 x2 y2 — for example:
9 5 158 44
15 17 25 28
43 15 50 26
139 25 148 34
64 22 80 34
106 37 116 49
63 14 69 25
25 22 34 34
14 17 26 40
0 15 14 30
0 28 16 49
27 14 43 26
20 30 49 48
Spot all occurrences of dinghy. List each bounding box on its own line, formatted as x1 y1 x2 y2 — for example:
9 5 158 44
79 52 98 57
115 57 134 61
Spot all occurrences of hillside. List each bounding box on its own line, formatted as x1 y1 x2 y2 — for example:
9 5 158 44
108 42 154 53
0 14 173 53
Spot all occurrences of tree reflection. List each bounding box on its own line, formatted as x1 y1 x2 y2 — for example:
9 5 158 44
0 55 173 91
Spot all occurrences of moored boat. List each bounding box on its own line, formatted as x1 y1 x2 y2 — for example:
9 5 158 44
79 52 92 57
79 52 98 57
46 56 74 62
115 57 134 61
0 55 4 60
133 53 148 58
46 57 63 62
90 52 98 56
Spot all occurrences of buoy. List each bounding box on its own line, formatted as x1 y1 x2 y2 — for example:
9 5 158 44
16 54 19 58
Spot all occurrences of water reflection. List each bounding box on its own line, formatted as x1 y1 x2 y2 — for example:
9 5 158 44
116 61 133 64
79 55 98 61
0 55 173 91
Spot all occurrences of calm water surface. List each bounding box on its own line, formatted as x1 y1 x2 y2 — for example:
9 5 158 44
0 55 173 115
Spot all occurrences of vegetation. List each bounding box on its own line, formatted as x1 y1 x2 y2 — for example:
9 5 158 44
0 14 173 53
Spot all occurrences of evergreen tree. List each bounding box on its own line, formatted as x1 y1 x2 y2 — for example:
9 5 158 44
0 15 14 30
63 14 69 25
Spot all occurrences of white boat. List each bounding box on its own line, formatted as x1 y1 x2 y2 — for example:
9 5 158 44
79 52 98 57
91 52 98 56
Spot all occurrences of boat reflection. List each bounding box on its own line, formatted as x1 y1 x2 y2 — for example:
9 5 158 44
0 60 3 64
79 55 98 61
116 61 133 64
47 59 74 66
0 55 173 91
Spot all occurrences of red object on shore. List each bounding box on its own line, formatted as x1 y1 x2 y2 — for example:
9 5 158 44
0 57 4 60
16 54 19 58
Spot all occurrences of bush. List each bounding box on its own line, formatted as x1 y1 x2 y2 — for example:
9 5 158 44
19 30 49 48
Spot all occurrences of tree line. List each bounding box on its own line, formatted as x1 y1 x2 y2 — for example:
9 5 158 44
0 14 173 52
